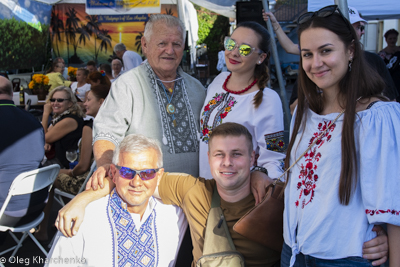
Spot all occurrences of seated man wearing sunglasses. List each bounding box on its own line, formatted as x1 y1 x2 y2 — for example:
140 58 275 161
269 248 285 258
46 134 187 267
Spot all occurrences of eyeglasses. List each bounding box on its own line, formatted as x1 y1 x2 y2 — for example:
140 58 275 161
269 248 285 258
297 5 350 29
115 165 160 181
356 25 365 32
224 37 262 57
50 98 69 103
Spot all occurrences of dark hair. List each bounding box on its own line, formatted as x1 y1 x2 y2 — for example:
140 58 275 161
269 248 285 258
235 21 271 108
208 122 253 154
90 84 110 100
0 77 13 96
384 28 399 39
286 12 386 205
77 68 89 77
46 61 63 74
88 71 111 88
99 64 112 76
86 60 96 67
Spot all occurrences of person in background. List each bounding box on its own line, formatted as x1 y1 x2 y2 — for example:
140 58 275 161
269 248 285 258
86 60 97 74
99 63 113 82
263 6 398 102
0 76 46 244
114 43 143 71
70 68 91 102
54 57 68 79
46 62 72 92
111 58 124 80
35 84 110 242
378 29 400 63
199 21 285 187
42 86 84 169
87 71 111 89
379 29 400 99
281 6 399 266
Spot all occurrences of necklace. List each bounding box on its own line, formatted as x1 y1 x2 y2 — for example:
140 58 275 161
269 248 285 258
160 81 177 127
222 73 257 94
157 77 183 93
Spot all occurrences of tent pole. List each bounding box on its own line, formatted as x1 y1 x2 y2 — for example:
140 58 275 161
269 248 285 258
335 0 349 21
261 0 291 134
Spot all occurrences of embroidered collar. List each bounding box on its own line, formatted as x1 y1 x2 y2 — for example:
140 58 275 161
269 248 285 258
51 110 70 125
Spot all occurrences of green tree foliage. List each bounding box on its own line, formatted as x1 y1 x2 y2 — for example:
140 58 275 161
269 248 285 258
195 5 230 75
0 18 50 71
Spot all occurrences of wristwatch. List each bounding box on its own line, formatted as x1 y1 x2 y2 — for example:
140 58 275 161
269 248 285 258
251 166 268 176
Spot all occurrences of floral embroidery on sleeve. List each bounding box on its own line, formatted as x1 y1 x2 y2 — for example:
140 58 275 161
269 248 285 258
295 120 336 209
366 209 400 216
265 131 285 152
200 92 237 143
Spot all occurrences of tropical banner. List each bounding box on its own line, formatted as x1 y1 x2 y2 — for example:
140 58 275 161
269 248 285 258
51 3 177 66
0 0 52 70
86 0 161 15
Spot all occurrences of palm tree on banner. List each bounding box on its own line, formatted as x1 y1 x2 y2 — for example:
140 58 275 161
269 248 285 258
65 8 81 62
78 24 91 46
135 32 143 54
85 15 102 61
50 9 64 58
95 28 112 62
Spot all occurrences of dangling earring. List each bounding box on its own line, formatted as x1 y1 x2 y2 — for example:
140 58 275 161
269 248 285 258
348 58 353 72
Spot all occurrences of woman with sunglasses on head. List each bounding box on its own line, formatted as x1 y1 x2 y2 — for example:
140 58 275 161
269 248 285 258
41 86 84 169
281 6 400 267
199 21 285 186
35 85 110 242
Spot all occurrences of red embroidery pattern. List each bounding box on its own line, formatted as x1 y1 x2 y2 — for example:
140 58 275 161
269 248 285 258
295 120 337 209
366 209 400 216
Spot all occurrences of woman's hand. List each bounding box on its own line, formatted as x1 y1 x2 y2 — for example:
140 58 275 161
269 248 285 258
362 225 388 266
43 102 52 115
250 170 274 205
262 10 280 31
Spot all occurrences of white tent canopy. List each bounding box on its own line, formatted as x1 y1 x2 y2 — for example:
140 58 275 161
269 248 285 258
308 0 400 20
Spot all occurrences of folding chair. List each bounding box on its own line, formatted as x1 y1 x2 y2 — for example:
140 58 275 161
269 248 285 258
0 164 60 265
54 161 97 206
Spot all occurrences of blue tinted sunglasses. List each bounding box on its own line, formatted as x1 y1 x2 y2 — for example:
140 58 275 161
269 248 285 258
115 165 160 180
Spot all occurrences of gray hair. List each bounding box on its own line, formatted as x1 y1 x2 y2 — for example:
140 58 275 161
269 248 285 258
112 58 122 66
114 43 127 53
112 134 163 168
0 76 13 97
144 14 186 43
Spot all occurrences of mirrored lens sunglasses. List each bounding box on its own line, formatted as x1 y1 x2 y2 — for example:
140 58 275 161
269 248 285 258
115 165 160 181
224 37 261 57
50 98 69 103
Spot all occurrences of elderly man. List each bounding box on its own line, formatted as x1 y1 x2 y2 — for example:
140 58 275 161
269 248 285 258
92 14 205 181
114 43 142 71
57 123 389 266
0 76 46 238
46 134 186 267
111 58 124 80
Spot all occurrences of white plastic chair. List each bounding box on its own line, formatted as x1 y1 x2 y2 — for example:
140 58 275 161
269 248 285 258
54 161 96 206
0 164 60 264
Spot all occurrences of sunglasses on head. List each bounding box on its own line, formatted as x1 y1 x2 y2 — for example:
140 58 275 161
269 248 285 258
297 5 350 30
50 98 69 103
115 165 160 181
224 37 263 57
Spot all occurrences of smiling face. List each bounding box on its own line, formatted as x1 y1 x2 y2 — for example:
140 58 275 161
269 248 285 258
225 27 266 76
51 90 72 115
110 149 163 217
84 90 103 117
208 135 254 194
300 27 353 94
141 21 184 79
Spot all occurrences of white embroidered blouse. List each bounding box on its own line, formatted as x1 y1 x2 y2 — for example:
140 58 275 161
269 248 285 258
284 101 400 266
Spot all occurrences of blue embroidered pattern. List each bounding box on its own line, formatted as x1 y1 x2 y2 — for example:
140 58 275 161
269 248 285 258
107 190 158 267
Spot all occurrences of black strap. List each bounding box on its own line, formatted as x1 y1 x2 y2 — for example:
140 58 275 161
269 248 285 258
366 101 379 110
